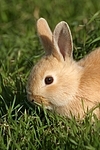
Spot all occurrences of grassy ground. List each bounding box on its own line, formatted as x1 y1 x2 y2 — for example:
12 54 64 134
0 0 100 149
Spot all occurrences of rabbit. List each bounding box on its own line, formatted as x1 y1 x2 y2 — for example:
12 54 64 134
26 18 100 119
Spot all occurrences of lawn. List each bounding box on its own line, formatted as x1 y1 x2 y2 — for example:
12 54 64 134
0 0 100 149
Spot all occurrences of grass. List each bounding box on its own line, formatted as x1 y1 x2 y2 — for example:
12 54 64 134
0 0 100 149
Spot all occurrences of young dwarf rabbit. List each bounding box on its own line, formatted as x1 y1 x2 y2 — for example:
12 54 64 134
27 18 100 119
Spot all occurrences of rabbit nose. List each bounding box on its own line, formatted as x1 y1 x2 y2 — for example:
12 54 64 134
31 99 34 103
27 95 35 103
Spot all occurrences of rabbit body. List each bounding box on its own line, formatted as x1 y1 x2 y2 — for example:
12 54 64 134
27 18 100 119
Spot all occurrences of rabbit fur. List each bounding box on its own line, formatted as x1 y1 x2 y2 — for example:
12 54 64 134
27 18 100 119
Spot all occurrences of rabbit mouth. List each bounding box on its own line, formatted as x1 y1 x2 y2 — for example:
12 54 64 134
28 94 52 109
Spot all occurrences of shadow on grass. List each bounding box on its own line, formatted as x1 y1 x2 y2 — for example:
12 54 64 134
0 73 48 123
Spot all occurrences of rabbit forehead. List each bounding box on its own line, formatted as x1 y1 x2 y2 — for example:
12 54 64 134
33 55 64 77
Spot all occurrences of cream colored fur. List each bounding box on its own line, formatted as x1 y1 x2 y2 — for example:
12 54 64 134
27 18 100 119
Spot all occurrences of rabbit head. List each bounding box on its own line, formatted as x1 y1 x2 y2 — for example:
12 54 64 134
26 18 82 111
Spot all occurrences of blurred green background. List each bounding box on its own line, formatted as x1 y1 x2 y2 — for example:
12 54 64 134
1 0 100 65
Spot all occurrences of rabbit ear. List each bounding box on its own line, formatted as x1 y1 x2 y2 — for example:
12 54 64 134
53 21 73 60
37 18 53 54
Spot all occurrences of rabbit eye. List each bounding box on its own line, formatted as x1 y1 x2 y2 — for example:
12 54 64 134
45 76 54 85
